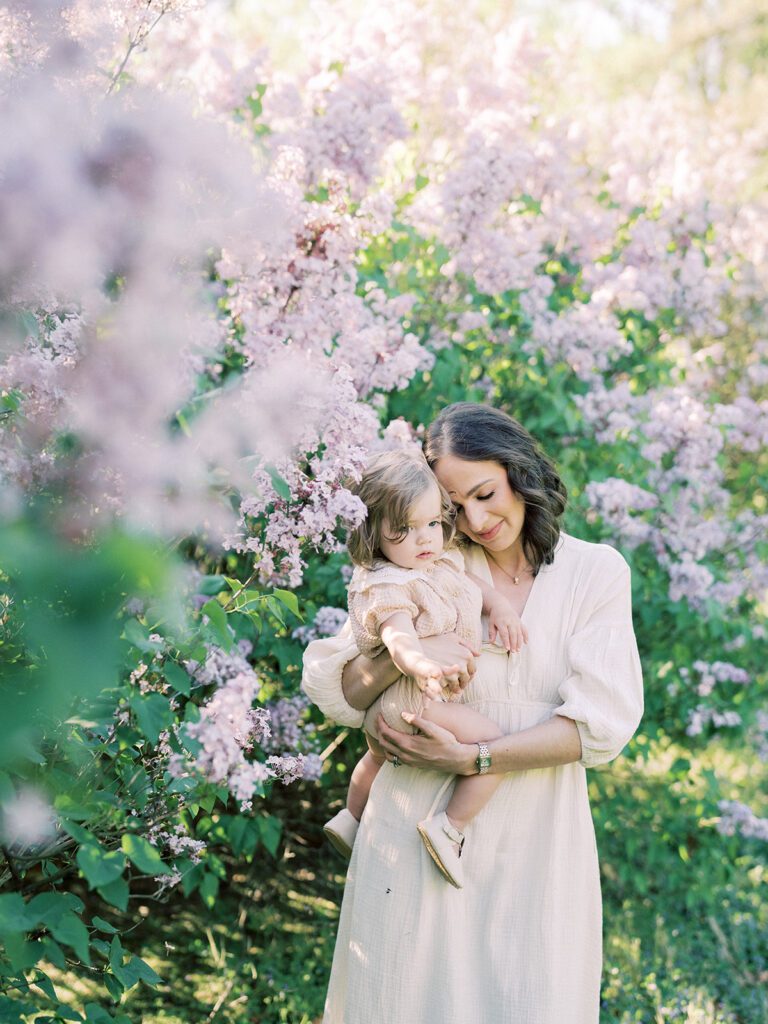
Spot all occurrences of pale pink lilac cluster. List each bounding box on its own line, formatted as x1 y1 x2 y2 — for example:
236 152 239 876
297 4 767 614
579 377 767 609
689 660 750 698
267 752 323 786
676 660 751 738
4 0 766 617
214 145 430 582
584 479 658 549
0 31 302 540
292 606 349 645
747 711 768 763
147 823 206 864
0 4 365 546
184 641 254 689
686 706 742 738
268 66 407 199
183 671 264 784
176 665 321 807
260 695 318 757
716 801 768 843
155 868 184 893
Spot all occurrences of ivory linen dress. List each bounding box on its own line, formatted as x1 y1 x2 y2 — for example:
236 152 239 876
302 533 644 1024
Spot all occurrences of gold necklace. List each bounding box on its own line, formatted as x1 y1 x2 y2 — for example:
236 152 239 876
486 552 533 586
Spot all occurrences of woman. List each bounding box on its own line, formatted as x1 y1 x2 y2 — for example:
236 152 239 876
302 402 644 1024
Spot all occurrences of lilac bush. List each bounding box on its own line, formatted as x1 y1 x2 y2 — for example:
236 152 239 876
0 1 765 1020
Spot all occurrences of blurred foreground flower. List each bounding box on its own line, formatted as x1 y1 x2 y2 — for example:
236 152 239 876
0 785 56 850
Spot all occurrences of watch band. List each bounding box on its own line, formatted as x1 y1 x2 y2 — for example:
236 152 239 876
476 741 492 775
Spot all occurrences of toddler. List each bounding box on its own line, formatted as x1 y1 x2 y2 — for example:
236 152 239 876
322 449 527 887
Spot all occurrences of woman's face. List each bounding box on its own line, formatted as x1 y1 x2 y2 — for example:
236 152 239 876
432 456 525 553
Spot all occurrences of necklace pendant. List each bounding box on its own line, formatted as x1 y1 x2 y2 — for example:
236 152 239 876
513 576 520 585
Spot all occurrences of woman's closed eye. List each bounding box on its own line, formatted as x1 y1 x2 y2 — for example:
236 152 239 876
454 492 494 513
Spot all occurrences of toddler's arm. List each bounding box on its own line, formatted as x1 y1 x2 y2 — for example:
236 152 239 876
467 571 529 653
379 612 456 699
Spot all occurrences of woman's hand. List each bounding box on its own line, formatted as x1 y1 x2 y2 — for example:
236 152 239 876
418 632 478 697
376 713 477 775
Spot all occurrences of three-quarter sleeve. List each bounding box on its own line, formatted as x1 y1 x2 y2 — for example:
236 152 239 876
301 620 365 728
553 554 643 767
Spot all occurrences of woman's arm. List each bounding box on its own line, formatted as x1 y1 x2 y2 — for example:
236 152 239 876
341 632 480 711
376 712 582 774
341 649 402 712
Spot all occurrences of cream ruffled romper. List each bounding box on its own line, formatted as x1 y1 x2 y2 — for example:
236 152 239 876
347 548 482 737
303 534 644 1024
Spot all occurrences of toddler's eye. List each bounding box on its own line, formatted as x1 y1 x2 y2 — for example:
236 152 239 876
428 520 439 528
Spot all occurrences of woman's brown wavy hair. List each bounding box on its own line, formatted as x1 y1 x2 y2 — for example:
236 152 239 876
423 402 567 574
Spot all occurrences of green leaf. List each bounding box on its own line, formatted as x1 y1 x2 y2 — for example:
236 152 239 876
91 915 118 934
122 618 159 653
41 937 66 969
108 935 124 974
0 893 33 933
242 83 267 120
121 834 168 875
82 1005 116 1024
129 692 173 745
266 465 291 502
196 575 229 596
55 1008 84 1022
264 596 285 626
200 599 231 648
0 993 39 1021
97 876 129 912
76 842 126 888
32 970 57 1002
257 814 283 857
26 892 78 929
272 588 301 618
163 661 191 695
104 971 125 1001
129 954 161 987
60 819 91 844
49 912 91 964
199 871 219 908
3 933 39 972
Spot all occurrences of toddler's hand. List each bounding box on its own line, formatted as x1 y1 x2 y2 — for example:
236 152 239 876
406 654 447 700
488 597 529 654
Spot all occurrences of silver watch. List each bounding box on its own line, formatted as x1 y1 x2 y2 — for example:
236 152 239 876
476 741 492 775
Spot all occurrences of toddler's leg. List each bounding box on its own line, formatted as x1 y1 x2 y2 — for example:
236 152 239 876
347 734 385 821
420 702 504 833
324 733 384 860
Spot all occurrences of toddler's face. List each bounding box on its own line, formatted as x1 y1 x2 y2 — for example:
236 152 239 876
380 482 444 570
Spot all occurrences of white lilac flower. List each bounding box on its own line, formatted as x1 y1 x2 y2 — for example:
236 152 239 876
717 800 768 842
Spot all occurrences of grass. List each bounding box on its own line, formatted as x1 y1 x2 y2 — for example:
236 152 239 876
8 737 768 1024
